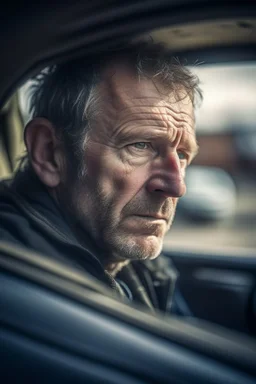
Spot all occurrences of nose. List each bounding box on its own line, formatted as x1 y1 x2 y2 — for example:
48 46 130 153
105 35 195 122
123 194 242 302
146 152 186 198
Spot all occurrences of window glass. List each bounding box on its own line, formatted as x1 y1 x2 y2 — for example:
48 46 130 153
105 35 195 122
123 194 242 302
18 63 256 252
164 62 256 251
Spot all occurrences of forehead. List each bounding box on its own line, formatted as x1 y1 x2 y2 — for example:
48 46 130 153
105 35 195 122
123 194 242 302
100 63 195 129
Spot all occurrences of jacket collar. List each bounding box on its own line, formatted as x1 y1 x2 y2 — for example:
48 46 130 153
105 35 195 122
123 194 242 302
12 167 102 257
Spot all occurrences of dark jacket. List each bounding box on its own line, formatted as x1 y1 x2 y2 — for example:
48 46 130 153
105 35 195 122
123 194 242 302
0 168 178 312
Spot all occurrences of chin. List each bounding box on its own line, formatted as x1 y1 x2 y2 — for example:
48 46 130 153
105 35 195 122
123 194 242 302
109 233 163 261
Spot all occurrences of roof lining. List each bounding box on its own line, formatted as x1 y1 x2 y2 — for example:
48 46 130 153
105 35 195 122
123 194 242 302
1 1 256 105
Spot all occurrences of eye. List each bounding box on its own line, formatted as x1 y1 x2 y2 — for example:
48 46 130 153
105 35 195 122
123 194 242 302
132 142 150 150
177 151 187 160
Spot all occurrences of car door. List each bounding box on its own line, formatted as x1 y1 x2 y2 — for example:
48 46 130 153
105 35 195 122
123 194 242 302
1 240 256 384
165 247 256 335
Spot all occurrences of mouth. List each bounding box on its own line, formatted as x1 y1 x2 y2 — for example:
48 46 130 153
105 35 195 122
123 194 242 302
123 214 168 236
134 214 168 222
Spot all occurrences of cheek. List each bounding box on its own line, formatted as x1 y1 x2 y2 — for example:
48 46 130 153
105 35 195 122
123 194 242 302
84 141 152 213
86 150 148 208
112 166 148 208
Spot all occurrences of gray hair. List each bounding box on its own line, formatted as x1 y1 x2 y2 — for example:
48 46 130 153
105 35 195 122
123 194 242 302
28 41 202 173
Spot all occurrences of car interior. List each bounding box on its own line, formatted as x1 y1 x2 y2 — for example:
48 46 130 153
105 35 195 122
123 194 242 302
1 1 256 383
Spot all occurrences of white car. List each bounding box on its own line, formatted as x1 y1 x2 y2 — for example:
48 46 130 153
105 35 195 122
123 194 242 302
179 166 237 221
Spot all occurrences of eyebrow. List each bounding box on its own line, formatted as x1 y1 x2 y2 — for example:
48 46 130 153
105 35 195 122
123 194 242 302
116 127 199 159
180 130 199 159
190 142 199 160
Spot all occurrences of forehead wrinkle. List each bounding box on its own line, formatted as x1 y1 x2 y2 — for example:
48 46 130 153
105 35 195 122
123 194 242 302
110 110 195 142
117 92 193 113
162 124 197 146
111 118 197 154
114 109 195 137
117 101 194 125
100 78 195 141
165 104 195 124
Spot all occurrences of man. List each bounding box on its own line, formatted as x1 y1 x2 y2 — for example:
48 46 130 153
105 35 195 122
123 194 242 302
0 42 202 312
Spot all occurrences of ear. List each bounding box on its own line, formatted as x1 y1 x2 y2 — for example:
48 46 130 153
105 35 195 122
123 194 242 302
24 117 64 187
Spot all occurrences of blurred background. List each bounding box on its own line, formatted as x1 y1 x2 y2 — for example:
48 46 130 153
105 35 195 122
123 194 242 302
164 62 256 252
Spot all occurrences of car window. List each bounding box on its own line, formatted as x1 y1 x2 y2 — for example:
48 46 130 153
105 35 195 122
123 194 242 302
163 62 256 252
16 62 256 253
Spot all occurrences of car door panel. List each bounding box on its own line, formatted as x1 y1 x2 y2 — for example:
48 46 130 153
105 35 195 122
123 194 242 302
165 249 256 335
1 240 256 384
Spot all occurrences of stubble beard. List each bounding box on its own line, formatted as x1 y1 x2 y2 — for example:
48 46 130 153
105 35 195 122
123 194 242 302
63 171 177 264
103 205 176 262
86 187 177 263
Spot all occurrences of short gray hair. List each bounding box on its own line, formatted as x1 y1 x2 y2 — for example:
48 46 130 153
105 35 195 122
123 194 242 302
28 41 202 170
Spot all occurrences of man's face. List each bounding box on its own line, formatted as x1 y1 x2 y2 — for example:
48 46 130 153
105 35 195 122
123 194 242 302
64 67 197 264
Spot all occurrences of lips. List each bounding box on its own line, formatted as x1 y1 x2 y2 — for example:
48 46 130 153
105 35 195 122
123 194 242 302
135 214 168 222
